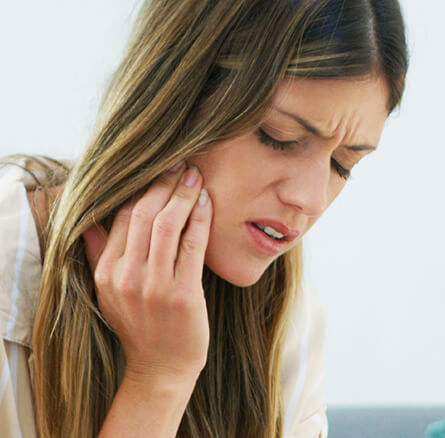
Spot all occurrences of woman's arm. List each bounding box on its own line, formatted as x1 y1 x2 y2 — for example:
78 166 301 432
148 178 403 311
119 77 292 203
98 372 197 438
82 163 212 437
27 164 211 436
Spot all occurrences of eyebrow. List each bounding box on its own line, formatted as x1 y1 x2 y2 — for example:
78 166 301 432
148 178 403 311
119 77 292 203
272 106 377 151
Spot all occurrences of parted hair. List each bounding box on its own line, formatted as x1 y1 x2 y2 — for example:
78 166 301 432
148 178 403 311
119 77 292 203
1 0 408 436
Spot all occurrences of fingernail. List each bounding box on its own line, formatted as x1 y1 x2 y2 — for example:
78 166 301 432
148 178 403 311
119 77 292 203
168 160 185 172
183 166 200 187
198 188 208 206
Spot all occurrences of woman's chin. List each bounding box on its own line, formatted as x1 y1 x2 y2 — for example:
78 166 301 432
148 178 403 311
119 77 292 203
204 260 266 288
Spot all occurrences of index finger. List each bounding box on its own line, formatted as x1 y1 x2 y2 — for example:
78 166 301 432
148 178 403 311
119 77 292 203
124 162 187 262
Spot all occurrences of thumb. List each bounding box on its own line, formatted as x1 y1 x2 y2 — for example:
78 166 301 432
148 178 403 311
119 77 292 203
82 223 107 273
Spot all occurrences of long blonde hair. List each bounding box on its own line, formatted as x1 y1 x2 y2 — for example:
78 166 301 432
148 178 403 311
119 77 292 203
1 0 408 436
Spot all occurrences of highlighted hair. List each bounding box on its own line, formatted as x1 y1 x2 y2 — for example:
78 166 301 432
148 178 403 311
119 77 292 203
1 0 407 436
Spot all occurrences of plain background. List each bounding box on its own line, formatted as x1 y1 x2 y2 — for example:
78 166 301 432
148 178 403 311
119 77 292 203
0 1 443 405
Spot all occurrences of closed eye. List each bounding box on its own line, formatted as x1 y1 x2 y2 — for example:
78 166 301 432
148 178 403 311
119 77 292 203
331 158 351 180
255 128 351 180
255 127 295 150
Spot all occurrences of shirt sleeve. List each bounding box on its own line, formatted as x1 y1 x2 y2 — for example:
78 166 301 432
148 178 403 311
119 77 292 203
0 339 38 438
0 162 40 438
280 283 328 438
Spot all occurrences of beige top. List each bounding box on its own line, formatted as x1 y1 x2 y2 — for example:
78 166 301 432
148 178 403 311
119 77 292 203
0 158 328 437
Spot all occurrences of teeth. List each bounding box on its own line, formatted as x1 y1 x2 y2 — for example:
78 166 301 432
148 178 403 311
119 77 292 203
255 223 285 239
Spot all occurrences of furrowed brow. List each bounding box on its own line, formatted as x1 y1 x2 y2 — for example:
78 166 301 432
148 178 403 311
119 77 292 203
272 106 377 151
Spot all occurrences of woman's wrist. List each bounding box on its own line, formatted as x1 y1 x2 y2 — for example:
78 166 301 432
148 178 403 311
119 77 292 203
99 368 198 437
123 364 200 394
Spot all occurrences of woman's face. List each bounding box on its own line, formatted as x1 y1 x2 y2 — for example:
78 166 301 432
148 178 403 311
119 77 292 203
187 75 390 287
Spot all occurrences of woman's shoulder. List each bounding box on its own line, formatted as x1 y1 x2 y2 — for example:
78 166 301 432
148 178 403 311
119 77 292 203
280 282 328 435
0 158 46 261
1 156 75 258
285 281 327 341
281 281 327 384
0 160 45 347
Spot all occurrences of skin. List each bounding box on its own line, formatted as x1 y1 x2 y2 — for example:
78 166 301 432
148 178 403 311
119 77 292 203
28 74 390 288
27 75 391 436
186 74 390 286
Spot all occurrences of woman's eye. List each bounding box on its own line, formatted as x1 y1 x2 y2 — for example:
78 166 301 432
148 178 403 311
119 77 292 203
255 128 293 151
256 128 352 181
331 158 351 181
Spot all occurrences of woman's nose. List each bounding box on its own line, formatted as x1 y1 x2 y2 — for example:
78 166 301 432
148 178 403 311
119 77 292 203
277 154 330 218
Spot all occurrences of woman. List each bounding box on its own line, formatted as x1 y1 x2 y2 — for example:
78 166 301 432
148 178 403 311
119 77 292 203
0 0 408 437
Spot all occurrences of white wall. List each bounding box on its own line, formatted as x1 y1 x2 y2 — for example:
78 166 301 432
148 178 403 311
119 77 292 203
1 1 443 405
306 0 445 405
0 1 141 159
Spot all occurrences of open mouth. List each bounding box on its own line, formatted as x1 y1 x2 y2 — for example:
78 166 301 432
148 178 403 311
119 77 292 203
250 222 285 241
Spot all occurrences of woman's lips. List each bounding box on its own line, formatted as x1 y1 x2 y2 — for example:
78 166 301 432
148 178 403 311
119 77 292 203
245 222 289 256
246 218 300 242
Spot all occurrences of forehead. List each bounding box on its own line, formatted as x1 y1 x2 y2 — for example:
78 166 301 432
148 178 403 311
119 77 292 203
270 75 390 141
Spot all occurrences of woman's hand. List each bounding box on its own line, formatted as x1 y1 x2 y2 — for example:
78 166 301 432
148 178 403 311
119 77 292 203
82 162 213 384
